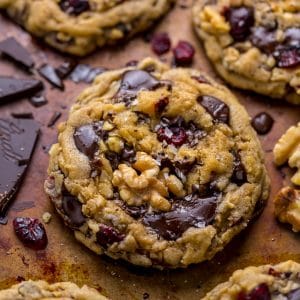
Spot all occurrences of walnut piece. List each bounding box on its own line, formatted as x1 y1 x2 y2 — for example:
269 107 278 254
273 123 300 185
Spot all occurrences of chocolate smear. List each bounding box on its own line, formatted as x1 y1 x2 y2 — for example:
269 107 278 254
0 118 39 214
0 37 34 70
0 76 43 104
38 64 64 90
251 112 274 134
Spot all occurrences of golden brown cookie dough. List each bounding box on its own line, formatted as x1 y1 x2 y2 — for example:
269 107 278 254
44 57 269 268
0 0 174 56
0 280 107 300
193 0 300 104
203 260 300 300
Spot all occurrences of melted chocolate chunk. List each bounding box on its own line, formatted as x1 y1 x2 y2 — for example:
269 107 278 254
114 70 161 105
273 47 300 68
198 96 230 124
224 6 254 42
122 204 148 219
250 27 278 54
0 119 39 214
287 288 300 300
251 112 274 134
74 124 99 159
231 152 247 186
61 190 85 227
38 64 64 90
0 37 34 70
96 224 125 247
60 0 90 15
0 76 43 104
142 194 218 240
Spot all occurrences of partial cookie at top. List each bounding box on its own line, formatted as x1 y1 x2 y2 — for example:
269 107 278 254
44 57 269 268
0 0 174 56
273 122 300 185
193 0 300 104
203 260 300 300
0 280 107 300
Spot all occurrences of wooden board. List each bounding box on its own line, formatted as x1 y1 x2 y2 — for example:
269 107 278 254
1 1 300 299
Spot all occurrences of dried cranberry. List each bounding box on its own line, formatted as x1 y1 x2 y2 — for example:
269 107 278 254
173 41 195 65
237 283 271 300
60 0 90 15
224 6 254 41
96 224 125 247
151 32 171 55
273 47 300 68
155 97 169 114
157 127 187 147
13 217 48 250
250 27 278 54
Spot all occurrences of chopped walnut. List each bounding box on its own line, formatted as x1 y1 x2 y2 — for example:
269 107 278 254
273 123 300 185
274 186 300 232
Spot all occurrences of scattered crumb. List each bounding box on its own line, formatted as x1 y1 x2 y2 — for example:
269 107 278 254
42 212 52 224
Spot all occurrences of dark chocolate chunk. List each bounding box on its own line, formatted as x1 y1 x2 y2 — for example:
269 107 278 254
198 95 230 124
11 112 34 119
38 64 64 90
142 194 218 240
13 217 48 250
0 118 39 214
287 288 300 300
0 76 43 104
69 64 106 83
60 0 90 15
55 60 77 79
122 204 147 219
250 27 278 54
0 37 34 69
85 67 106 83
251 112 274 134
28 94 48 107
231 152 247 186
96 224 125 247
74 124 99 159
47 111 61 127
61 190 85 227
114 70 161 104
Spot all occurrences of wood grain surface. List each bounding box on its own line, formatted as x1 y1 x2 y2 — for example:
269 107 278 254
1 1 300 299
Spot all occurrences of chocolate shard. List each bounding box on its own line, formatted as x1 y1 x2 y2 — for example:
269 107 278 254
28 94 48 107
0 118 39 214
0 37 34 69
38 64 64 90
0 76 43 104
47 111 61 128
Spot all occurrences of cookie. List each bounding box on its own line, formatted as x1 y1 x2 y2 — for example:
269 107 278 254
44 57 269 268
274 186 300 232
0 280 107 300
0 0 174 56
203 260 300 300
193 0 300 104
273 122 300 185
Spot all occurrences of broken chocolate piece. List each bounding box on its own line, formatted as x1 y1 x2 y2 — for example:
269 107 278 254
38 64 64 90
0 37 34 70
0 76 43 104
0 118 39 214
55 60 77 79
11 112 34 119
198 95 230 124
47 112 61 127
28 94 48 107
69 64 106 83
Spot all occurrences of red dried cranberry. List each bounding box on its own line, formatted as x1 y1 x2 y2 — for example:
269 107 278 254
60 0 90 15
96 224 125 247
157 127 187 147
273 47 300 68
224 6 254 41
173 41 195 65
151 32 171 55
155 97 169 114
13 217 48 250
237 283 271 300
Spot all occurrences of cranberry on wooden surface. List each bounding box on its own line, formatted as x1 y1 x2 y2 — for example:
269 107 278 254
173 41 195 65
151 32 171 55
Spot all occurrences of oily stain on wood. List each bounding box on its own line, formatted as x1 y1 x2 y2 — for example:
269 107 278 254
0 1 300 299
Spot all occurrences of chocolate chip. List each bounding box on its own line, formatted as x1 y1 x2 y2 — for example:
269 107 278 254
47 111 61 127
0 76 43 104
61 189 85 228
38 64 64 90
60 0 90 15
55 60 77 79
231 152 247 186
0 118 39 214
251 112 274 134
198 95 230 124
28 94 48 107
114 70 161 105
142 194 218 240
11 112 34 119
96 224 125 247
74 124 99 159
0 37 34 70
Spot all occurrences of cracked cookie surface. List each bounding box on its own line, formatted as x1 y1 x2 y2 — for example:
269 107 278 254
203 260 300 300
0 0 174 56
0 280 107 300
44 57 269 268
193 0 300 104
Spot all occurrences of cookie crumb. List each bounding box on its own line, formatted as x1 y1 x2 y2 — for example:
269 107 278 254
42 212 52 224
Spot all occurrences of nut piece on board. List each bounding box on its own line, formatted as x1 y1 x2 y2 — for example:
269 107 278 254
273 122 300 185
274 186 300 232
